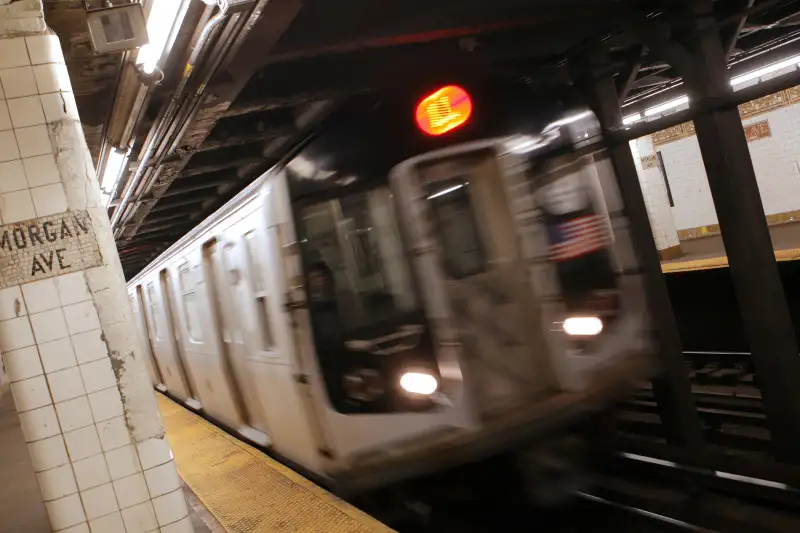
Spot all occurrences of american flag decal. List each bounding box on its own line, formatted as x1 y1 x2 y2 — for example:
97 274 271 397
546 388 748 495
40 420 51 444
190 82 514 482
547 215 611 262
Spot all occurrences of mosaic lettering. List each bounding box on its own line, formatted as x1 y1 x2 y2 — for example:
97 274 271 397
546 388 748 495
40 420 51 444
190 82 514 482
0 211 103 289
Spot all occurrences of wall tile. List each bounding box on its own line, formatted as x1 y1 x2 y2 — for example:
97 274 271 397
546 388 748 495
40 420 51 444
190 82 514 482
15 124 52 157
58 523 90 533
21 278 60 314
73 453 111 491
88 511 126 533
45 493 86 531
41 91 80 123
39 338 79 373
33 63 71 94
37 463 78 501
0 315 35 351
24 153 60 187
11 374 51 411
19 404 60 442
80 358 116 394
136 438 172 470
27 434 70 472
63 424 102 462
143 462 181 499
57 272 90 305
0 130 20 161
0 38 31 69
0 285 26 320
113 472 150 509
31 307 69 343
8 95 45 127
71 329 108 364
47 367 86 403
0 158 28 192
26 35 65 65
151 489 188 527
55 395 94 432
105 444 142 481
88 387 124 423
121 501 158 533
31 182 68 217
0 188 35 222
160 516 193 533
80 482 119 520
3 345 43 382
0 99 11 131
64 301 101 335
97 417 132 451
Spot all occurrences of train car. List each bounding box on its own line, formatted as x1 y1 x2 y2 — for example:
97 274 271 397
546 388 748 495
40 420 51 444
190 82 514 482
126 80 655 498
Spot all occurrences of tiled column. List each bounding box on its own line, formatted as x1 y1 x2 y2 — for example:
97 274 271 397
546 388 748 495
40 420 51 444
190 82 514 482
0 3 194 533
629 138 682 258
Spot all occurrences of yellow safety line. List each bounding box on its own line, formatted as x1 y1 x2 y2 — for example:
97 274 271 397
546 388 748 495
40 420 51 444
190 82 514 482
661 247 800 273
156 395 395 533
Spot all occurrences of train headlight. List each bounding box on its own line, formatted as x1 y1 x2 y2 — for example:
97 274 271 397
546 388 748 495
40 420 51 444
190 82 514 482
399 372 438 395
563 316 603 336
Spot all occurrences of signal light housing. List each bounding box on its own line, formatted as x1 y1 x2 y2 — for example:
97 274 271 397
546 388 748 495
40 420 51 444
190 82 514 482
415 85 472 136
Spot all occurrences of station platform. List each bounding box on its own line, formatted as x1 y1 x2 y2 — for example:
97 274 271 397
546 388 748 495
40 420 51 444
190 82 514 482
156 395 394 533
661 221 800 273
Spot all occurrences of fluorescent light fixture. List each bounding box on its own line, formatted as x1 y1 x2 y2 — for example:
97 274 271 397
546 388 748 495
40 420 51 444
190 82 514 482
731 54 800 86
544 110 593 131
100 149 128 206
563 316 603 336
137 0 187 74
622 113 642 125
643 96 689 117
399 372 438 395
427 184 464 200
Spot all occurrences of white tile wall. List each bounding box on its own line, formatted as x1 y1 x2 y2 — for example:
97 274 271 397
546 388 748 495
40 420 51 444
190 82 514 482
635 97 800 232
0 27 192 533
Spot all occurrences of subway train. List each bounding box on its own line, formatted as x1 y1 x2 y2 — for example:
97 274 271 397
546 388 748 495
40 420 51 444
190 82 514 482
127 81 655 497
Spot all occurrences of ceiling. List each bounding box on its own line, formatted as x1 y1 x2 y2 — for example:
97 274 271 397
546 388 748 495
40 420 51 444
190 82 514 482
49 0 800 278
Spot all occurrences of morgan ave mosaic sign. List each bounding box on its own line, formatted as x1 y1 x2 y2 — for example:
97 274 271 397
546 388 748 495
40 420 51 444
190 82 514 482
0 210 103 289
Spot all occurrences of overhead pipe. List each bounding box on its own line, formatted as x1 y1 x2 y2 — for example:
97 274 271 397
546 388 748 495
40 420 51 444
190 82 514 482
111 1 232 231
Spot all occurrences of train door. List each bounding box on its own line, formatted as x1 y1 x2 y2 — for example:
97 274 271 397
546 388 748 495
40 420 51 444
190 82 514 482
131 286 163 388
413 150 556 419
203 237 270 442
141 275 195 404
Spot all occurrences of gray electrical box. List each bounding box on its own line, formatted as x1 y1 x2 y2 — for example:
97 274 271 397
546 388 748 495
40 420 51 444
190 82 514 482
86 3 149 54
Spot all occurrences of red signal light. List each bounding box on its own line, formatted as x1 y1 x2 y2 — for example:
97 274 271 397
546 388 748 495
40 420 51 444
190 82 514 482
415 85 472 136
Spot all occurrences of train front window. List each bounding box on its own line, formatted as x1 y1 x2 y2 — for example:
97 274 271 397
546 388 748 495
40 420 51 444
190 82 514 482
298 187 418 332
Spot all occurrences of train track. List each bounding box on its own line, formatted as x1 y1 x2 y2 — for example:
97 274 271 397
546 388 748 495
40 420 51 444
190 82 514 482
618 350 771 456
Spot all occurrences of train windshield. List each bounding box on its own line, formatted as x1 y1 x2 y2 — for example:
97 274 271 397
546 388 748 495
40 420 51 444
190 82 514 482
297 186 419 333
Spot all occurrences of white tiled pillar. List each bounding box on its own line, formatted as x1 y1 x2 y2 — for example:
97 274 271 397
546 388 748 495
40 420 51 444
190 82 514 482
629 138 681 252
0 3 194 533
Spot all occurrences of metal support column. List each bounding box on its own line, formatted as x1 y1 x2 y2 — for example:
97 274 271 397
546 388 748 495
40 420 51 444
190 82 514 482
676 9 800 463
585 74 705 455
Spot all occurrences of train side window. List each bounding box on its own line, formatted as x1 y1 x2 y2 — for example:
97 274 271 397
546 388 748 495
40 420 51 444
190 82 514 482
146 282 163 340
244 231 274 349
425 178 488 279
178 265 203 342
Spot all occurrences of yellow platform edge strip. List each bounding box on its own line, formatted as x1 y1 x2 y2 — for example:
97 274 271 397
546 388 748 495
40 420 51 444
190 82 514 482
156 394 395 533
661 247 800 273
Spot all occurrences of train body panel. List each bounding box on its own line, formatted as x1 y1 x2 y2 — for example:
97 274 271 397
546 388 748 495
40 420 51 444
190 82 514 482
128 83 655 492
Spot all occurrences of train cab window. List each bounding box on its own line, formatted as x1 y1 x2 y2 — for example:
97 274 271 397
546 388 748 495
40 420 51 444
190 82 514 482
146 282 163 340
425 178 488 280
178 265 203 342
297 186 418 333
243 231 274 349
